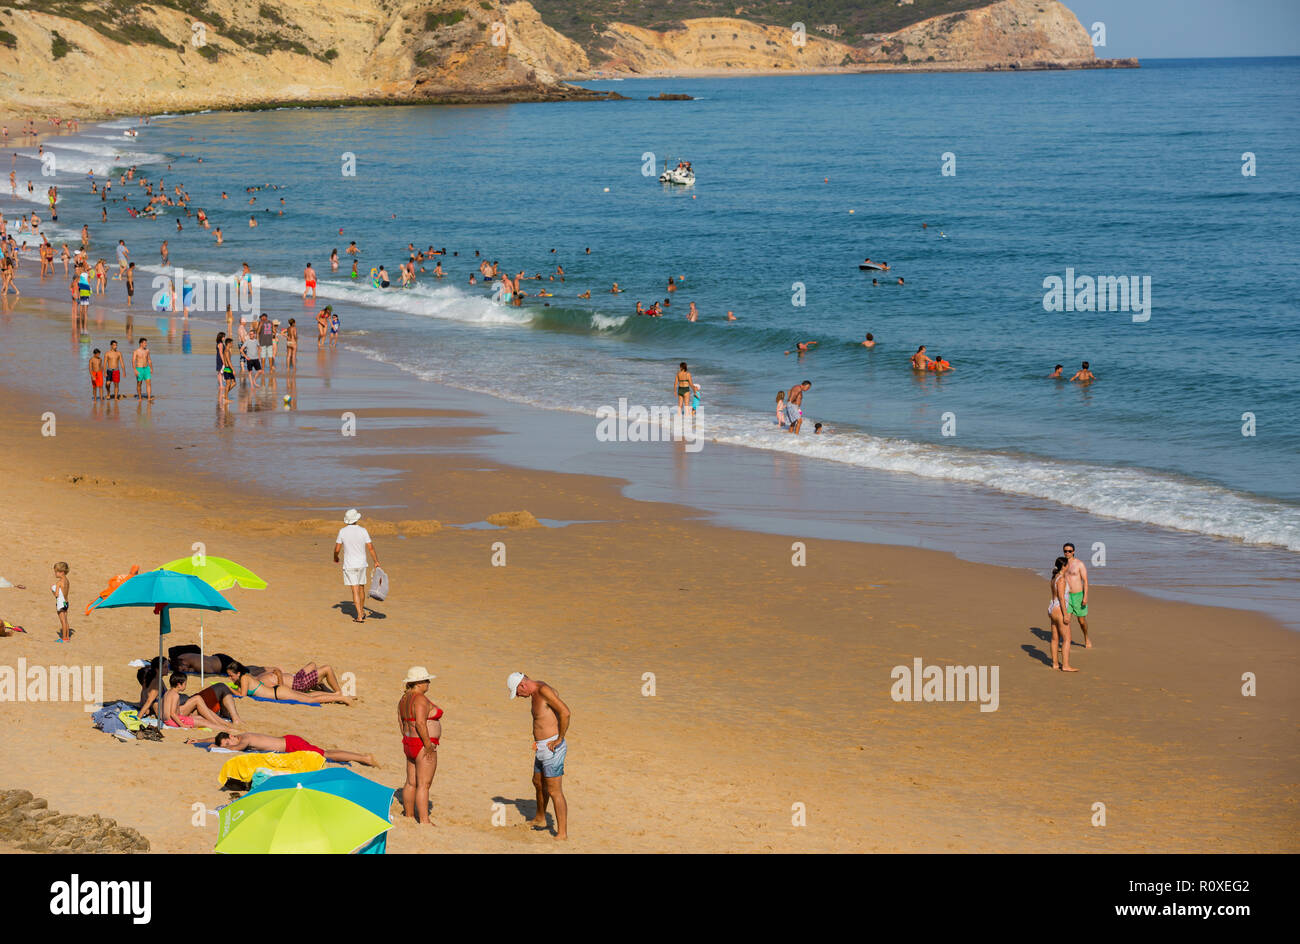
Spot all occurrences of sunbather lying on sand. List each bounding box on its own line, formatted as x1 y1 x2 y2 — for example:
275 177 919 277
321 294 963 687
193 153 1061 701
225 662 354 705
188 731 377 767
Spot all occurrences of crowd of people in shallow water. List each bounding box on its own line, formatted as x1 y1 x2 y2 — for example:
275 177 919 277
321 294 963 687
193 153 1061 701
2 117 1096 443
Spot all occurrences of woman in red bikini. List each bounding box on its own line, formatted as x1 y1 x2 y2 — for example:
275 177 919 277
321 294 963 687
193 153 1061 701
398 666 442 825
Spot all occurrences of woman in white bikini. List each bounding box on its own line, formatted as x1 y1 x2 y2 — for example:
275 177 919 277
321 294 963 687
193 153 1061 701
1047 556 1077 672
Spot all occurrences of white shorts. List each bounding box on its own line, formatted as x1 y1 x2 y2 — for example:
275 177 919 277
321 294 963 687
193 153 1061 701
343 567 367 586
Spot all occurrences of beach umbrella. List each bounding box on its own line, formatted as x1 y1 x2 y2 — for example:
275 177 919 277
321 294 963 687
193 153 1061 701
249 767 396 853
88 569 235 715
215 785 392 854
159 556 266 686
159 556 267 591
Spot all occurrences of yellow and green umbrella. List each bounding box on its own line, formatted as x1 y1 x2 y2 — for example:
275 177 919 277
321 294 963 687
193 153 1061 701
160 556 267 591
215 785 392 855
159 555 266 686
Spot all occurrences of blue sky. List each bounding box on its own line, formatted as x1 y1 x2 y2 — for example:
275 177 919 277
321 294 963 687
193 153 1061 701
1063 0 1300 58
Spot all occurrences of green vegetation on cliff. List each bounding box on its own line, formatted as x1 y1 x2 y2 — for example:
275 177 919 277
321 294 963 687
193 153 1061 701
527 0 996 52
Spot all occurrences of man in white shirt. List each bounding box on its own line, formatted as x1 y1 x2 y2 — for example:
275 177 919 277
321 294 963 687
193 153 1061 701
334 508 380 622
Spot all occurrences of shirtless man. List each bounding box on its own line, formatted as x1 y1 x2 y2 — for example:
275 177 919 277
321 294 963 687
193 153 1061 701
303 262 317 300
785 380 811 434
192 730 377 766
784 341 818 356
862 333 875 349
157 673 239 732
1070 361 1095 383
507 672 571 840
1049 364 1064 379
1061 542 1092 647
132 338 153 400
104 340 125 399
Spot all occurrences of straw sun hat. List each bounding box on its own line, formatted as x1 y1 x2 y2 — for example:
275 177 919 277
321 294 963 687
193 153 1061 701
402 666 436 687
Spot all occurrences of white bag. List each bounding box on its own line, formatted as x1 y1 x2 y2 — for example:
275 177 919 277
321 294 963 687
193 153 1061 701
369 566 389 601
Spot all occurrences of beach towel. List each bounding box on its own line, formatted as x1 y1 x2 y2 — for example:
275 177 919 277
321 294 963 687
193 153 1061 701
245 692 321 707
91 700 138 741
218 750 325 787
191 742 238 754
369 566 389 601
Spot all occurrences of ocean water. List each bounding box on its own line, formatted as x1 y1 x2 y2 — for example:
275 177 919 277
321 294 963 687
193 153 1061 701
6 59 1299 603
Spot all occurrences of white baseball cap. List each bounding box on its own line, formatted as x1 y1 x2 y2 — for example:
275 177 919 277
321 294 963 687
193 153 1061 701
343 508 361 524
506 671 525 699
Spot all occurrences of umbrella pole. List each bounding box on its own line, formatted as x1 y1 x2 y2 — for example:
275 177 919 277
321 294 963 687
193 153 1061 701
157 610 165 726
200 616 205 689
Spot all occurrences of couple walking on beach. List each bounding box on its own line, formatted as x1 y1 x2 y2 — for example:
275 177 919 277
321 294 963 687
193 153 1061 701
398 668 571 839
1046 541 1092 672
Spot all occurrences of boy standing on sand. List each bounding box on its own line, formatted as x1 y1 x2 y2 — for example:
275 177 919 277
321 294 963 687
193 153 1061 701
507 672 571 840
333 509 380 623
52 562 71 642
104 340 124 399
88 348 105 401
133 338 153 400
1062 542 1092 647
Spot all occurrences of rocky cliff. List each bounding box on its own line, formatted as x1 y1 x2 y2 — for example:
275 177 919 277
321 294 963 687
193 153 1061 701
0 0 1133 118
591 0 1125 75
0 0 597 117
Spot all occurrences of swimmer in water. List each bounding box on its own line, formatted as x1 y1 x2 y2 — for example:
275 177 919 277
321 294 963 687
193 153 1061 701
578 289 591 299
911 345 930 371
610 282 623 293
726 310 737 321
1049 364 1064 379
897 277 904 285
784 341 818 356
862 333 875 348
1070 361 1095 383
687 301 698 322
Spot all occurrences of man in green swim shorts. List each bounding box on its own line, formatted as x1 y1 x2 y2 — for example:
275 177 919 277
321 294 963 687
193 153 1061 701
1062 542 1091 648
133 338 154 401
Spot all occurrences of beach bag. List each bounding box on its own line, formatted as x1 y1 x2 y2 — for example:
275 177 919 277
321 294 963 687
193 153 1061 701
369 566 389 601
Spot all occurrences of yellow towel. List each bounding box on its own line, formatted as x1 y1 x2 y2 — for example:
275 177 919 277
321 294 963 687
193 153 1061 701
217 751 325 786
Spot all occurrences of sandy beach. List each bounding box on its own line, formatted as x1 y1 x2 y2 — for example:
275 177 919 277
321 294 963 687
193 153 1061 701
0 280 1295 854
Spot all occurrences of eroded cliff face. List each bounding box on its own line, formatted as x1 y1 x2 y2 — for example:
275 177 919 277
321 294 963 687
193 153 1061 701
0 0 593 117
0 0 1128 118
594 17 852 74
590 0 1110 76
875 0 1096 65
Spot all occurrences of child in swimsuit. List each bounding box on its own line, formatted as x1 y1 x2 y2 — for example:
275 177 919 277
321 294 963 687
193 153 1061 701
52 562 71 642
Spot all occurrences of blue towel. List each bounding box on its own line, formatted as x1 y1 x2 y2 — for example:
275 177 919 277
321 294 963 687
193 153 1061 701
189 741 350 764
243 693 321 708
92 699 138 738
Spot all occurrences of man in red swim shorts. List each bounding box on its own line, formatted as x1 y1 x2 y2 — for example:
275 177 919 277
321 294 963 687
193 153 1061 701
194 730 378 766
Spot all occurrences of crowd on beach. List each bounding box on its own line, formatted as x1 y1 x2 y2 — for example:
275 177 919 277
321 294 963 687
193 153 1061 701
5 508 574 839
4 118 1100 822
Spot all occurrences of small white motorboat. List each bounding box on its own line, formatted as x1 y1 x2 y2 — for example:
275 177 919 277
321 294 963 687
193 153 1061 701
659 159 695 186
